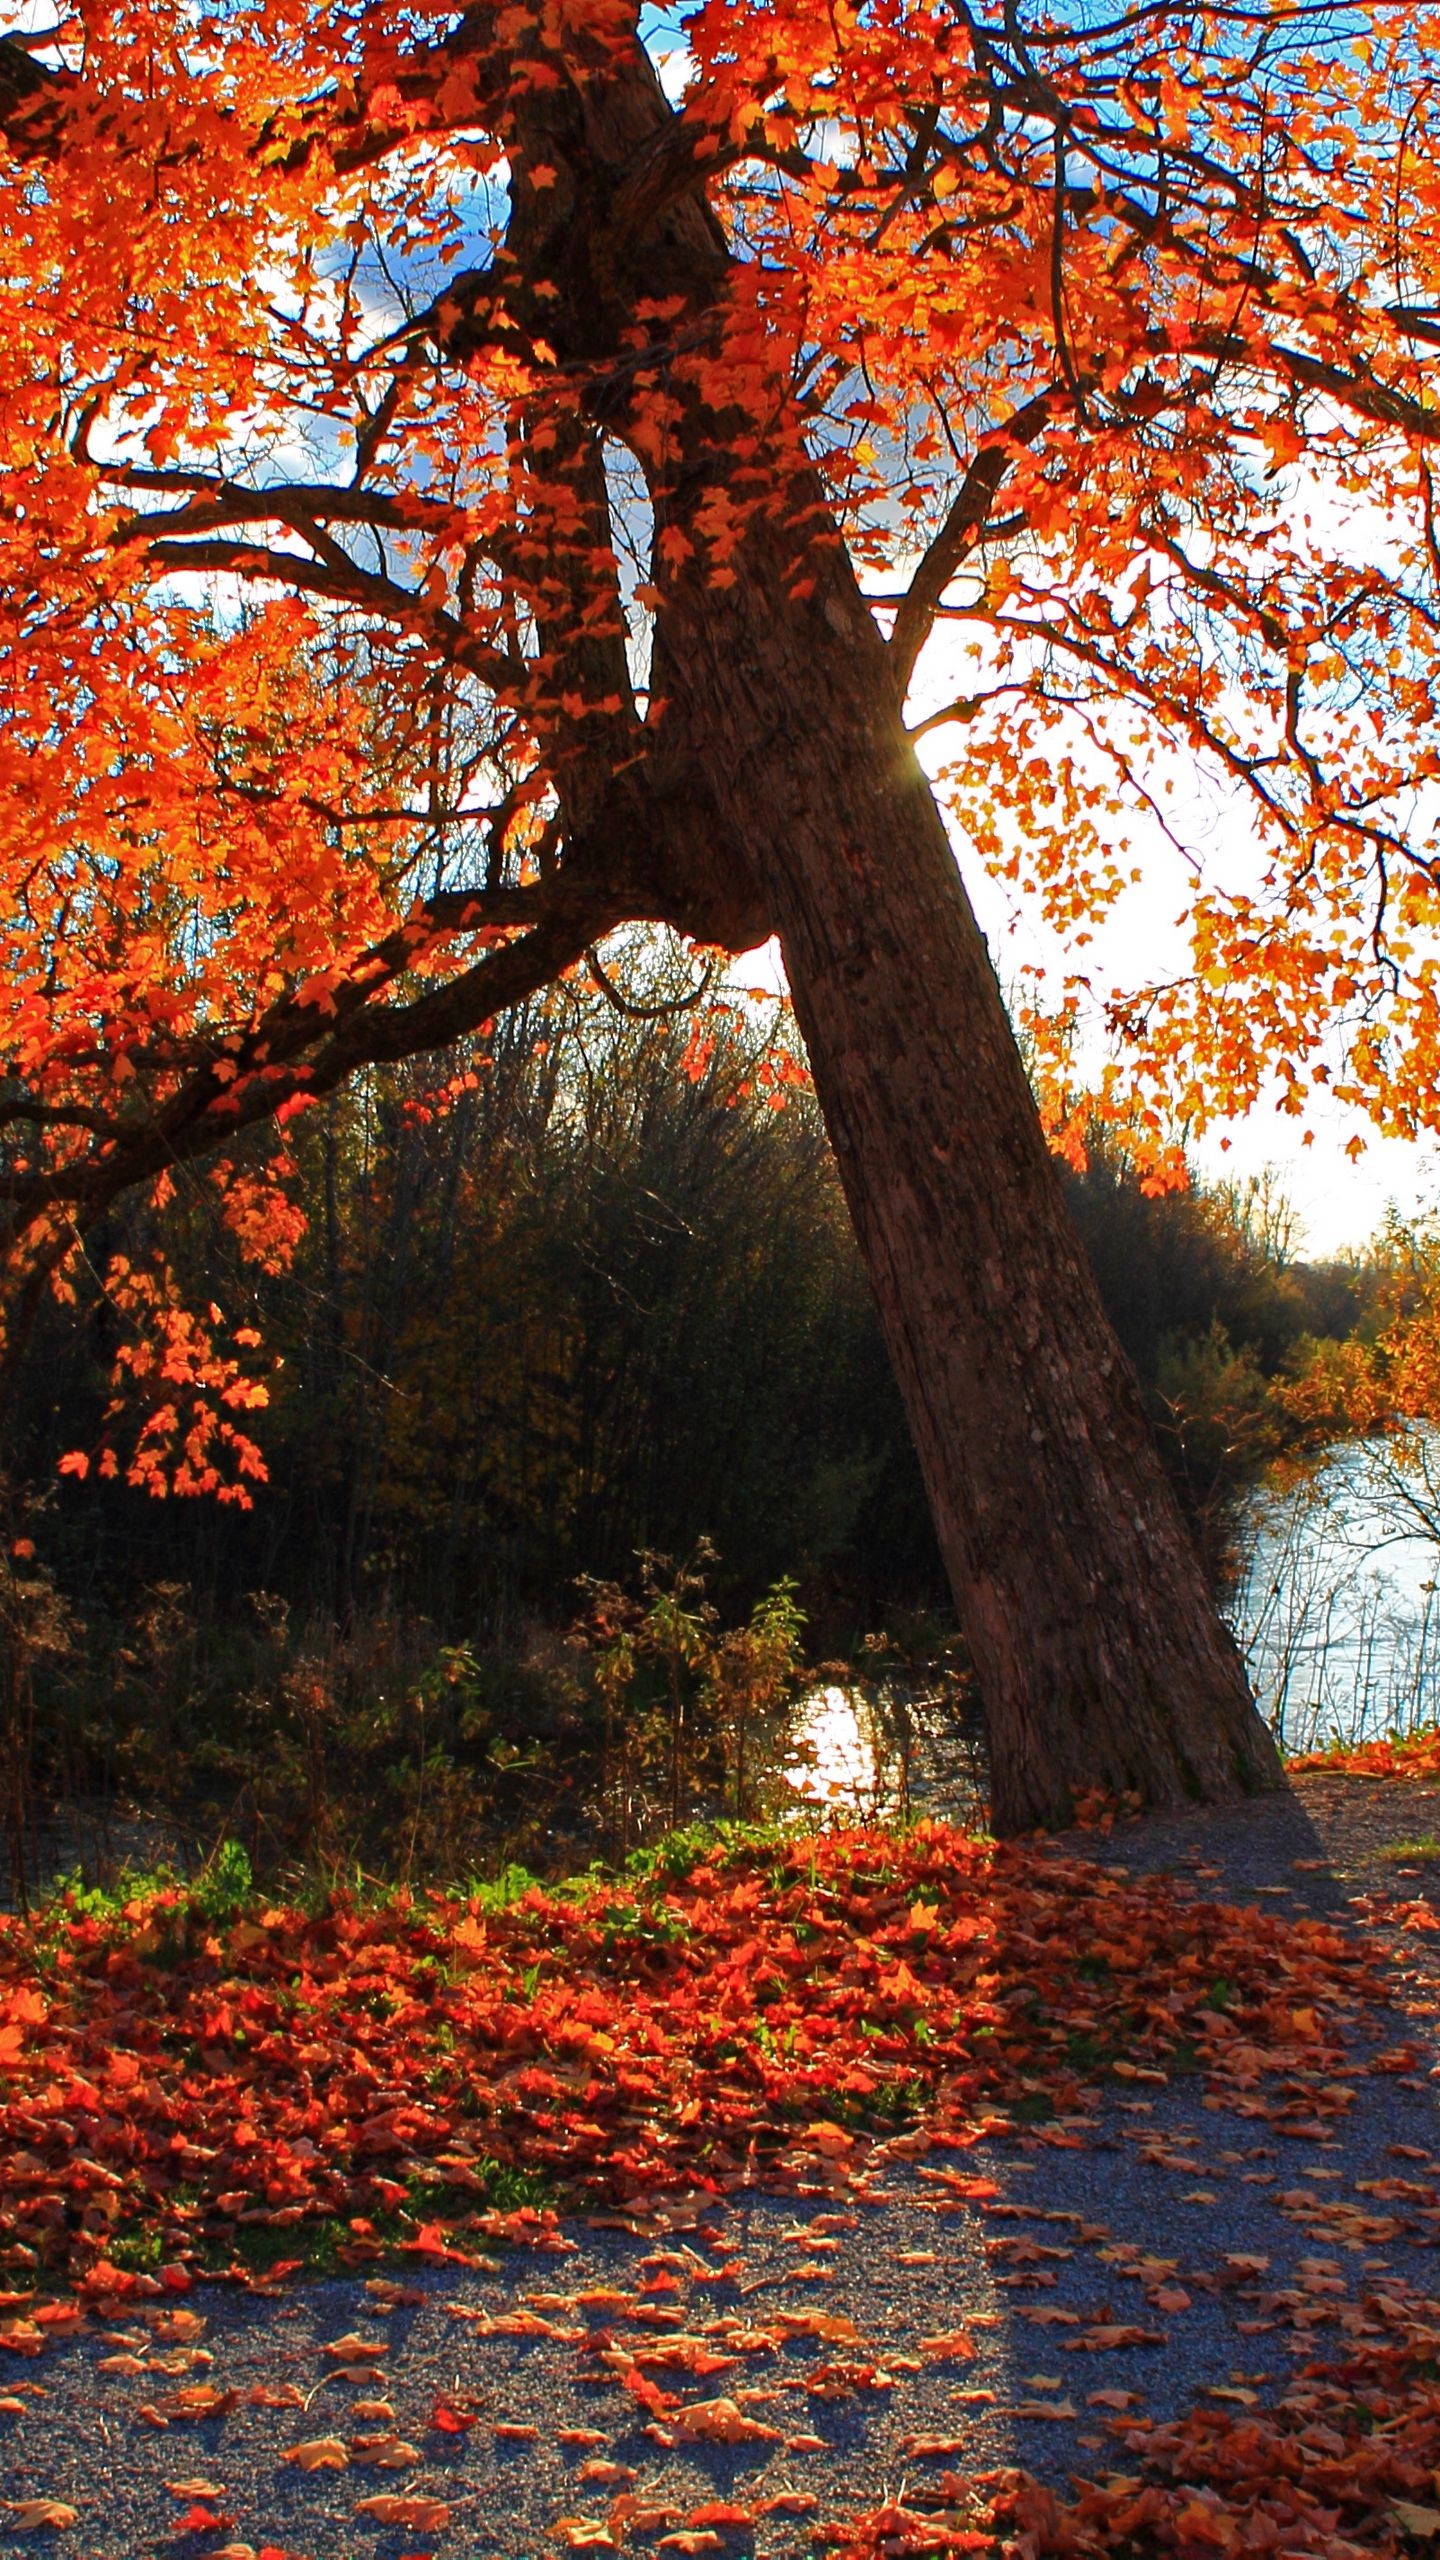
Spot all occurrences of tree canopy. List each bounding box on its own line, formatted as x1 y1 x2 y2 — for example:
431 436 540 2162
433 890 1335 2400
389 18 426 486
5 0 1440 1410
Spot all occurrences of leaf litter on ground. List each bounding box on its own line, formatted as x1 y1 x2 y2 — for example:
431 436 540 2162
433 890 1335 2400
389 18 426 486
3 1797 1440 2555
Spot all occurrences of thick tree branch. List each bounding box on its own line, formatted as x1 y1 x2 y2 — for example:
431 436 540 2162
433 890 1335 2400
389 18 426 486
0 884 623 1228
887 392 1055 694
108 474 467 542
139 535 520 688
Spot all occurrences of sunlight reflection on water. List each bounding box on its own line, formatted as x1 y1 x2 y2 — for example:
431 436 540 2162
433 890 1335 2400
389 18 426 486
784 1683 879 1810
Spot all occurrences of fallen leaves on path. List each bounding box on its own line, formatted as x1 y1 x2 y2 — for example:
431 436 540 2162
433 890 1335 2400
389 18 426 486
1 1814 1435 2560
0 1823 1378 2297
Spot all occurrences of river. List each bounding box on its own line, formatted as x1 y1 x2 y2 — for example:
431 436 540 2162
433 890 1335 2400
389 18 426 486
786 1437 1440 1811
1230 1435 1440 1752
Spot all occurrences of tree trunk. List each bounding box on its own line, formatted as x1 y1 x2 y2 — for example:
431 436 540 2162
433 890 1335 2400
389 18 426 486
655 525 1284 1833
485 22 1283 1830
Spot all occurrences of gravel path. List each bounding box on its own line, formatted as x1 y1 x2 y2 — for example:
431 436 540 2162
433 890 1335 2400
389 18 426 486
6 1772 1440 2559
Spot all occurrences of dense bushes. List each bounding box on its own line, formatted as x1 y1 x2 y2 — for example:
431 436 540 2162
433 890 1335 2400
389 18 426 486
14 951 939 1640
3 939 1373 1882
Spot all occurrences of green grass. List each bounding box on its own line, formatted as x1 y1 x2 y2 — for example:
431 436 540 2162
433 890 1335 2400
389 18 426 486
189 2160 559 2281
864 2074 927 2126
196 2217 352 2279
107 2228 166 2273
466 1860 543 1914
30 1812 958 1945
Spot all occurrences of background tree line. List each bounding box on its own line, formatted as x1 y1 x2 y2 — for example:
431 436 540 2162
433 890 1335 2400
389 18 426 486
0 940 1385 1886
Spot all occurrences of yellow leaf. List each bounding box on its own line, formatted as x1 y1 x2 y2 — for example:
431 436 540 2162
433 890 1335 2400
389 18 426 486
802 2122 852 2157
281 2437 349 2472
350 2434 421 2470
1394 2506 1440 2539
671 2397 782 2444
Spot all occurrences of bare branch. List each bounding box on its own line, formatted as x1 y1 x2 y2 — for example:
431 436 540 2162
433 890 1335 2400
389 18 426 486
586 944 716 1018
888 394 1054 693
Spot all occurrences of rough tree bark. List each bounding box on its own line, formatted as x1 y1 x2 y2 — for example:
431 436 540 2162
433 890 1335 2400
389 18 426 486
659 530 1283 1830
505 23 1284 1831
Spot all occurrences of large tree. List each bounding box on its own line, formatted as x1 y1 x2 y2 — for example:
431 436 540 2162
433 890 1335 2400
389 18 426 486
3 0 1438 1825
